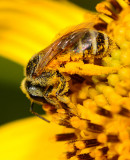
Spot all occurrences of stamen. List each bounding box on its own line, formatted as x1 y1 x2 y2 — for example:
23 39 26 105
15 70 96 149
70 117 87 130
59 119 73 128
99 14 113 24
104 6 118 20
96 2 118 20
55 133 77 141
82 139 101 148
93 22 107 31
66 151 76 159
98 133 107 143
108 0 122 12
77 153 94 160
108 155 119 160
107 134 120 142
118 107 130 117
75 141 85 149
96 107 113 118
100 146 109 155
75 139 101 149
67 143 76 152
87 122 104 133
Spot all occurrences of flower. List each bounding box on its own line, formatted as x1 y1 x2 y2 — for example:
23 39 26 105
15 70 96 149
0 0 130 160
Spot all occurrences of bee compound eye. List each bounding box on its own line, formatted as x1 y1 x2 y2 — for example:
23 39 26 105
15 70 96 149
28 85 43 97
26 54 39 77
25 81 47 103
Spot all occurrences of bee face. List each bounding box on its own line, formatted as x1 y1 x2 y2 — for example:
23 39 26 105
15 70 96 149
25 80 47 103
22 58 68 107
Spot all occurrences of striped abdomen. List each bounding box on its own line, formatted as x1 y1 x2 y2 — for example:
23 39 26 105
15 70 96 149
71 29 111 59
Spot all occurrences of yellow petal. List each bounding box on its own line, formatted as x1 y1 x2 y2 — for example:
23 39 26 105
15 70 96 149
0 117 66 160
0 0 86 66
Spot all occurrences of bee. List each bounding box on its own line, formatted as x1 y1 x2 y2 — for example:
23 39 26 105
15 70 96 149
21 27 116 122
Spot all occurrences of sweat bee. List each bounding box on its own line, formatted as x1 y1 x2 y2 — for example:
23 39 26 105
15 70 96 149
21 27 116 122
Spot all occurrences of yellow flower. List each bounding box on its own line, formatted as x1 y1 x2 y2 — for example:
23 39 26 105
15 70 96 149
1 0 130 160
0 117 66 160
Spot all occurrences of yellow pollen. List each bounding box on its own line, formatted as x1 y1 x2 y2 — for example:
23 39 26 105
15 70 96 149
97 133 107 143
88 88 98 99
57 109 66 114
83 99 97 112
110 105 121 114
75 141 85 150
70 116 87 130
118 68 130 80
66 143 75 152
70 156 78 160
94 94 108 107
119 131 130 141
120 50 130 65
96 2 112 16
107 74 120 86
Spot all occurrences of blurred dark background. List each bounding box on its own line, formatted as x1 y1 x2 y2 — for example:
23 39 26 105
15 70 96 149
0 0 100 125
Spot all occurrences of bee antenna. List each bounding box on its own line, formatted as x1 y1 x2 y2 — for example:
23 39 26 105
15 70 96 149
30 102 50 123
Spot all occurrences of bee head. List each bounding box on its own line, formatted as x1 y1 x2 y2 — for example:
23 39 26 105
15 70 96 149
21 79 48 104
21 70 65 106
26 54 39 77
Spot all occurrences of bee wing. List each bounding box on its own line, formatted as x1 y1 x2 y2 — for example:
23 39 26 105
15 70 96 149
34 28 88 76
34 42 59 76
53 22 95 41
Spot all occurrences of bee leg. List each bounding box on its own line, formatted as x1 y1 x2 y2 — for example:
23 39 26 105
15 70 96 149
56 72 67 95
57 94 70 104
30 102 50 123
43 86 60 107
56 74 71 104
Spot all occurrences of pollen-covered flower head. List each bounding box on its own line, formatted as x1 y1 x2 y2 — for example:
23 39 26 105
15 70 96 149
0 0 130 160
35 1 130 160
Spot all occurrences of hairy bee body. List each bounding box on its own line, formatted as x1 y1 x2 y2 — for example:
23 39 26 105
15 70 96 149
21 28 116 120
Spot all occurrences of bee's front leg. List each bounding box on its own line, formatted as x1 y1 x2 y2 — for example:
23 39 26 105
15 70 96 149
30 102 50 122
43 86 60 107
55 72 72 105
